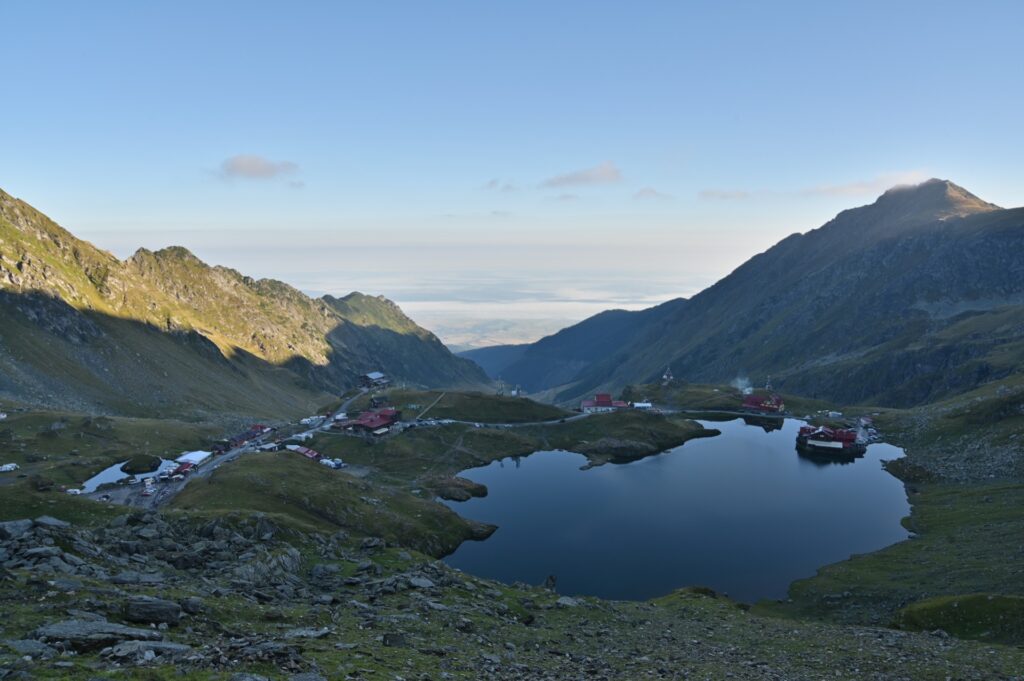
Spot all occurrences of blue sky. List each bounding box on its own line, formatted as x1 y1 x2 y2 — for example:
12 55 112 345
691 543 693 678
3 1 1023 345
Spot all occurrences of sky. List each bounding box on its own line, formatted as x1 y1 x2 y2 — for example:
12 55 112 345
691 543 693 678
3 1 1023 346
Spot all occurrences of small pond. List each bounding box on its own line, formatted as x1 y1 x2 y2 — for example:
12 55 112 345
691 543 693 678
442 418 910 602
81 458 178 493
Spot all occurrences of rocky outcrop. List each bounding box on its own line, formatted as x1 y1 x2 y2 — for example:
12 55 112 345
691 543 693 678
33 620 164 652
122 597 181 626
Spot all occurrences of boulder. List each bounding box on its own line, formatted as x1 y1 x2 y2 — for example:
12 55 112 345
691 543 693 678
123 596 181 625
3 639 57 659
310 563 340 580
33 619 163 652
33 516 70 529
180 596 205 614
0 519 33 540
104 639 192 661
283 626 332 639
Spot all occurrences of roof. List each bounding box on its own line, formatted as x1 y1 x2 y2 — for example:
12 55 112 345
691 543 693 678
364 371 386 380
581 398 628 409
286 445 321 458
175 450 212 465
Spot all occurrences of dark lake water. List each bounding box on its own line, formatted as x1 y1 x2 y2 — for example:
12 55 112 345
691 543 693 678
441 418 910 602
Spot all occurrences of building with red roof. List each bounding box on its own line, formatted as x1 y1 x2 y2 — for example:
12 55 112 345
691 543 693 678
741 392 785 414
332 407 402 435
580 393 629 413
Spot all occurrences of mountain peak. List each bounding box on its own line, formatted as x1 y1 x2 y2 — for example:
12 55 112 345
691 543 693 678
875 178 1000 219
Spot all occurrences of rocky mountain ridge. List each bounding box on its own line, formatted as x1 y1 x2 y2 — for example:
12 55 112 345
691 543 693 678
0 188 487 418
479 180 1024 407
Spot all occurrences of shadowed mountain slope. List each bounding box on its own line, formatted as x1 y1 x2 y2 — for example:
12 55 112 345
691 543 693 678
0 188 487 418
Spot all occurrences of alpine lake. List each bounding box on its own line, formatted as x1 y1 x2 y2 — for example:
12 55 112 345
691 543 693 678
441 417 910 603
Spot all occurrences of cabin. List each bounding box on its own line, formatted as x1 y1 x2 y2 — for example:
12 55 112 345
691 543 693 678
285 444 322 460
333 407 402 435
741 392 785 414
361 371 390 388
580 393 629 414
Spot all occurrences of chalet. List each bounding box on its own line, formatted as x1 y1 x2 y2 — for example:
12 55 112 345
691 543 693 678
361 371 390 388
580 393 629 414
333 407 402 435
741 392 785 414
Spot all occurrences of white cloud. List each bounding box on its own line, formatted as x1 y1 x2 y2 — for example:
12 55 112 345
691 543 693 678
483 178 517 192
219 154 299 180
801 171 929 198
634 187 672 200
698 189 751 200
551 193 580 202
541 161 621 188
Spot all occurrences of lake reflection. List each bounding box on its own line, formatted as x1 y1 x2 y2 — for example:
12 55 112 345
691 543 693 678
442 418 909 602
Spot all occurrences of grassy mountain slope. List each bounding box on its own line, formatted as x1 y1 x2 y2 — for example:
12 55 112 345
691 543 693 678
0 188 487 419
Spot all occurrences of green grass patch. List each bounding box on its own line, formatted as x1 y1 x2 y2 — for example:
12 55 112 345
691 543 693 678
895 593 1024 644
0 482 128 525
171 452 487 556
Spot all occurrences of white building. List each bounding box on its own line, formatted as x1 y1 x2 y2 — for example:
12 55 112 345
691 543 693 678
176 450 212 466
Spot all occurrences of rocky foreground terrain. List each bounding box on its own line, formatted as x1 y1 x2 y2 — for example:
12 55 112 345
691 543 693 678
1 510 1022 680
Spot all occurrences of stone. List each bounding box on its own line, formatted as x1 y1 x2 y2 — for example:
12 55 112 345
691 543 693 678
289 674 327 681
104 640 192 660
556 596 580 608
229 675 270 681
180 596 205 614
382 632 407 647
284 626 332 639
360 537 384 550
409 576 435 589
33 619 162 652
111 570 165 585
123 596 182 625
33 516 70 529
0 519 33 540
310 563 340 581
3 639 56 659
